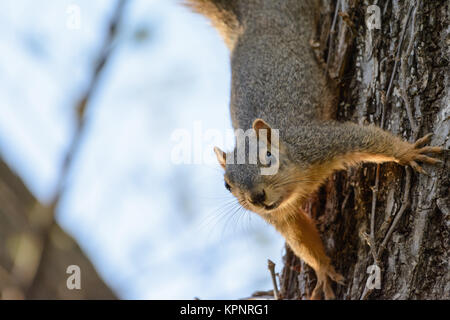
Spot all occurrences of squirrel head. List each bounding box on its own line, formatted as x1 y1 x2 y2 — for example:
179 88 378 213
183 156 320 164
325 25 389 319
214 119 301 218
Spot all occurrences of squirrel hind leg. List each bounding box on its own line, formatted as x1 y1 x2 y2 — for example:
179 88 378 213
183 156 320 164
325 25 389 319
324 267 345 300
311 272 336 300
327 266 345 285
311 275 338 300
323 277 336 300
310 271 336 300
310 276 324 300
310 268 345 300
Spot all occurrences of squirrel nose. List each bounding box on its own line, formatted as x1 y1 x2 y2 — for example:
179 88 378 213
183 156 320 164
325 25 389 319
250 190 266 205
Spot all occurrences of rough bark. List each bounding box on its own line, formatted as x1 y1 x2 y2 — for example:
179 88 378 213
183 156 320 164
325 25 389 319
0 158 116 299
277 0 449 300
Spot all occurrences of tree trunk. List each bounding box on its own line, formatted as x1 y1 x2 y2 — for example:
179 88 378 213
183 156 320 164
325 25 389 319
278 0 449 300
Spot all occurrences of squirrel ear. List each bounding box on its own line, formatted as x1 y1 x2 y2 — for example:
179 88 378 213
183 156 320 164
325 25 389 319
252 119 272 144
213 146 226 170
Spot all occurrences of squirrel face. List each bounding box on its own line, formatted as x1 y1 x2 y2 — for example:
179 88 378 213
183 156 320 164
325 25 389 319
214 119 301 219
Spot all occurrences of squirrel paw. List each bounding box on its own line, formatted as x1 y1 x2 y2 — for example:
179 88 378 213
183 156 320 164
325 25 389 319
327 267 345 286
310 268 345 300
397 133 443 175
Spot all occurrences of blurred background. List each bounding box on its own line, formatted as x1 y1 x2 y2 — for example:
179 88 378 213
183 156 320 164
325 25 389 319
0 0 284 299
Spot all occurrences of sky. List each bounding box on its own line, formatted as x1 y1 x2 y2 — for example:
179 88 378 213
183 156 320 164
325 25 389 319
0 0 285 299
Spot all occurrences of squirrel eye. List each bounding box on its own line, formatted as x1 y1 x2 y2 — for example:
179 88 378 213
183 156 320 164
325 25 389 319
224 182 231 192
266 151 272 157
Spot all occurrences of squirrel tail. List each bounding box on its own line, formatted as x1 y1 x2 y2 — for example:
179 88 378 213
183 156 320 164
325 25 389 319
183 0 240 49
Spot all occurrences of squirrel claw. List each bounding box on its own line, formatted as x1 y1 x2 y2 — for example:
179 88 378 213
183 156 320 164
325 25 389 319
413 133 433 148
410 161 428 175
399 134 443 174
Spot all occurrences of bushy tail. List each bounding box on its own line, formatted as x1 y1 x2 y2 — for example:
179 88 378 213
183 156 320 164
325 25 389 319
183 0 240 49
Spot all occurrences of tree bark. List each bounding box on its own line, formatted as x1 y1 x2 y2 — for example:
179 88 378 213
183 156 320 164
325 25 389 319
0 158 116 299
278 0 449 300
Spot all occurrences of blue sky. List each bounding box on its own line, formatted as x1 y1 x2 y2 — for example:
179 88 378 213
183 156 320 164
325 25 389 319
0 0 285 299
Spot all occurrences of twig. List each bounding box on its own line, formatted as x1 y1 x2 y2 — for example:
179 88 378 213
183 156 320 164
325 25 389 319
399 5 419 137
361 167 412 300
22 0 128 296
340 185 352 212
378 168 412 256
368 164 381 263
268 259 280 300
381 3 414 128
325 0 341 74
360 280 374 300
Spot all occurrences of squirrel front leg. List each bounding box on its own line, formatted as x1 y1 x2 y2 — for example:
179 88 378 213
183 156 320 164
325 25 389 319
281 123 442 299
290 122 443 180
278 208 344 300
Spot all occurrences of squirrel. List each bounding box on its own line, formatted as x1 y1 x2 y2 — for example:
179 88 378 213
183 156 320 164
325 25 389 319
186 0 443 299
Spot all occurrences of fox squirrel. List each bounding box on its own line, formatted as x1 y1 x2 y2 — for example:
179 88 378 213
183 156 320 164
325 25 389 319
186 0 443 299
